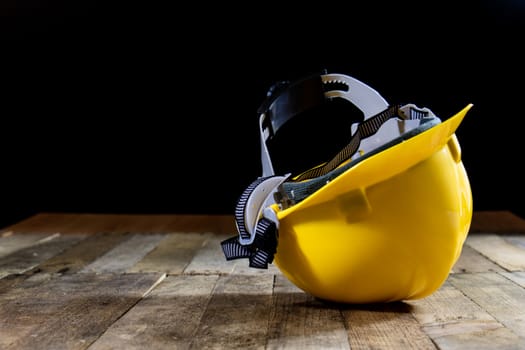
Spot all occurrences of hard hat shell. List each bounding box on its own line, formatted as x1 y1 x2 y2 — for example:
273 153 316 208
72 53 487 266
272 104 473 303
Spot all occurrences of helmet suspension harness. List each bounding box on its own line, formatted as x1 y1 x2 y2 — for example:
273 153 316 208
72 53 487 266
221 72 438 269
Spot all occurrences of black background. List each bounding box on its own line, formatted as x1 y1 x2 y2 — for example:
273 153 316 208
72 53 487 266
1 1 524 228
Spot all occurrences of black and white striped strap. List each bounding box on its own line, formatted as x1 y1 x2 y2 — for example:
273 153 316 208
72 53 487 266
221 218 278 269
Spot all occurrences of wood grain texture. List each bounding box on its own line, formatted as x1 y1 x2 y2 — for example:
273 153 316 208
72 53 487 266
0 272 165 350
2 212 237 234
32 232 131 274
408 281 522 349
80 234 165 273
465 234 525 271
0 232 58 258
0 273 28 294
428 327 523 350
0 234 85 279
190 274 274 349
267 275 350 350
503 235 525 249
129 232 211 274
448 273 525 339
451 244 506 273
342 302 436 350
89 274 218 350
501 271 525 288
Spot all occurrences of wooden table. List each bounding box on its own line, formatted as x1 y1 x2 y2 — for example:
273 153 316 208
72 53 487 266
1 211 525 349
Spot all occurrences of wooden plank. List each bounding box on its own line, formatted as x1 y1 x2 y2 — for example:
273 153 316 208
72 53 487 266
0 234 85 279
451 244 506 273
1 233 129 292
67 214 178 234
4 212 237 234
266 274 350 349
0 272 165 350
89 274 218 350
469 211 525 234
448 272 525 338
501 271 525 288
5 213 105 235
0 270 58 295
408 281 497 332
342 302 436 349
0 213 135 234
0 274 28 294
408 281 522 349
32 232 132 275
0 214 81 234
190 274 274 349
129 232 211 274
0 232 57 258
465 234 525 271
80 234 165 273
503 235 525 250
428 327 523 350
182 234 235 275
167 214 236 235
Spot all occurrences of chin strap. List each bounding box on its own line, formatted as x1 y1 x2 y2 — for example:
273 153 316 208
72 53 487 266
221 175 283 269
221 217 277 269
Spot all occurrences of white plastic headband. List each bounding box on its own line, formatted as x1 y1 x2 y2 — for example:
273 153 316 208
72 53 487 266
259 73 389 177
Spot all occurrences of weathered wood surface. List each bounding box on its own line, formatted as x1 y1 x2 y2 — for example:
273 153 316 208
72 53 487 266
80 233 166 274
1 212 237 235
130 232 211 274
0 272 165 350
89 274 218 350
408 280 521 349
0 233 85 279
0 211 524 349
267 274 351 350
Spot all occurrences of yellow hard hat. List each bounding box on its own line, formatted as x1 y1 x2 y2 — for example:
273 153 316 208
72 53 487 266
222 71 473 303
